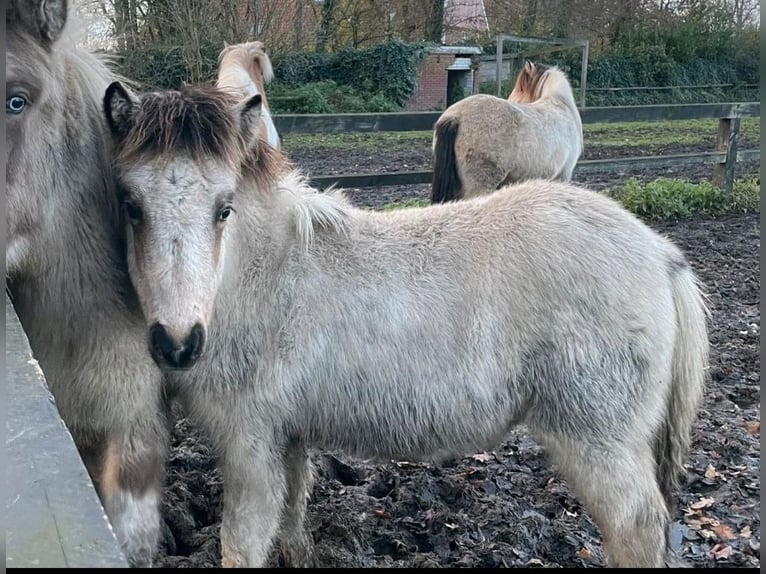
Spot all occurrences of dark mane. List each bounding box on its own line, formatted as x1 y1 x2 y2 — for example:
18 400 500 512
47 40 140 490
116 86 244 168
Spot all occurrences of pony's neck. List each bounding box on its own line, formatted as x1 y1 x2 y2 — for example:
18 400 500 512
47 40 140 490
218 60 279 148
541 72 578 111
541 71 583 150
220 64 263 97
219 54 268 104
13 50 130 318
224 172 351 287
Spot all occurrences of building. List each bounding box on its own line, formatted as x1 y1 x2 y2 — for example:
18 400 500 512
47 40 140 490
405 45 483 111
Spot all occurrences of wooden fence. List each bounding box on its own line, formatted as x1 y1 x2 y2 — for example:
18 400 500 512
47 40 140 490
6 294 128 567
272 102 760 195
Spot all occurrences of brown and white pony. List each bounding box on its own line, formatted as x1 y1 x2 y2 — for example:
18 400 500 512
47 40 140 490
216 40 281 148
431 60 583 203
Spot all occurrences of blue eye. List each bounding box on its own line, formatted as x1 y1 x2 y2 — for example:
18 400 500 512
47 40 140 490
6 95 27 114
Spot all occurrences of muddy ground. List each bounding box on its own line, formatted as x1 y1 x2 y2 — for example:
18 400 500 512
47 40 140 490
155 142 760 568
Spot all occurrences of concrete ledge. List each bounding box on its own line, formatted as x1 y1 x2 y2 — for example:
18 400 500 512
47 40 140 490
5 293 128 568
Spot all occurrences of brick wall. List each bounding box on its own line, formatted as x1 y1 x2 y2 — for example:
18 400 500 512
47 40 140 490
405 53 456 111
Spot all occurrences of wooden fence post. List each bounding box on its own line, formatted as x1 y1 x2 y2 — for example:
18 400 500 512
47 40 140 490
495 36 503 97
579 40 589 109
712 116 740 194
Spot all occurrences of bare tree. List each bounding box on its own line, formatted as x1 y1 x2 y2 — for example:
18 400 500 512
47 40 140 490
424 0 445 42
316 0 338 52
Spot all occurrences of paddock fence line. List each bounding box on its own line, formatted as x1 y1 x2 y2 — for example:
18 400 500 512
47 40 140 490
6 294 128 567
271 102 760 195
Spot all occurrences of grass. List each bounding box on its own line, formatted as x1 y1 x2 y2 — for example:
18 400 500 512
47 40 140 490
582 117 760 148
608 176 760 220
282 118 760 153
381 177 760 221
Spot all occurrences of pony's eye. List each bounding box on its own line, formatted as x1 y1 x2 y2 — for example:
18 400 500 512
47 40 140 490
123 200 143 224
6 95 27 114
217 206 233 223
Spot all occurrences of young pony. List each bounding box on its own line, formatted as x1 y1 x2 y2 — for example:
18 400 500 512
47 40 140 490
104 82 708 569
6 1 171 566
431 60 583 203
216 40 281 148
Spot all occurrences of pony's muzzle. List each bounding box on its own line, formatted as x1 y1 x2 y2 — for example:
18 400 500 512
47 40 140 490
149 322 206 370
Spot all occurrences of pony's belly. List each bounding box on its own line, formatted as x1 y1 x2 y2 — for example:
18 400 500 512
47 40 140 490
297 375 520 461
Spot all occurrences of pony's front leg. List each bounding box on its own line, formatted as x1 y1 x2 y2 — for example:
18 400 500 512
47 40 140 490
279 439 316 567
82 420 169 568
220 437 286 568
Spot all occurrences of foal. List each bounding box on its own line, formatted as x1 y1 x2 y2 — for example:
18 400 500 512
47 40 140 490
431 60 583 202
104 82 709 569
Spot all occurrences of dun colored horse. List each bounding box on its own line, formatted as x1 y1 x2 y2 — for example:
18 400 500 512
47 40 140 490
7 0 170 566
217 40 281 148
104 82 708 569
431 60 583 203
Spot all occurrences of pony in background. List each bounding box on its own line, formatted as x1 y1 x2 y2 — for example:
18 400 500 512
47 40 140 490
217 40 281 148
431 60 583 203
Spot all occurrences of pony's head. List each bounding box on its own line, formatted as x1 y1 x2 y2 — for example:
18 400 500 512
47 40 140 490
508 60 551 103
104 82 280 370
509 59 576 106
7 0 69 275
218 40 275 88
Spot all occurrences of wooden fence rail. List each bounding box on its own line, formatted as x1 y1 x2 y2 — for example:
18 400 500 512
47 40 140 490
271 102 760 194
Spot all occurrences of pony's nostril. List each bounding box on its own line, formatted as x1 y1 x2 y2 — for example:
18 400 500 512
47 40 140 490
149 322 175 363
187 322 206 361
148 322 204 369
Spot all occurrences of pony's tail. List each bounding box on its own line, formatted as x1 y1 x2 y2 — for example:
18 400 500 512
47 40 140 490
431 117 462 203
655 261 709 511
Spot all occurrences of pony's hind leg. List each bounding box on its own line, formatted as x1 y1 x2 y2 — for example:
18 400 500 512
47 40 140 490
458 151 510 199
278 439 316 567
536 433 669 568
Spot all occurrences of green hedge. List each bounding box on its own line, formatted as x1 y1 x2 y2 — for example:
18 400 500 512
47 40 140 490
114 39 430 113
479 7 759 107
273 40 430 107
268 80 399 114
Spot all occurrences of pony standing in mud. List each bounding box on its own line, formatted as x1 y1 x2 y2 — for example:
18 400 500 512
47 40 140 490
431 60 583 203
217 40 281 148
7 1 170 566
104 82 708 569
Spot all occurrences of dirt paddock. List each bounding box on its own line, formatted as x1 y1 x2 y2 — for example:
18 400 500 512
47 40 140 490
155 149 760 568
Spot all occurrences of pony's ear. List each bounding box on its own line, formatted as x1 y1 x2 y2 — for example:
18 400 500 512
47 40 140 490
104 81 138 139
9 0 68 46
224 40 230 48
524 59 535 72
37 0 67 44
237 94 263 148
